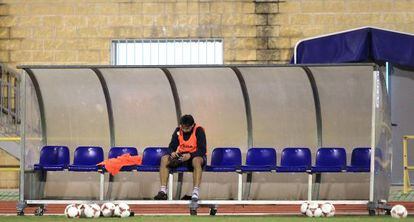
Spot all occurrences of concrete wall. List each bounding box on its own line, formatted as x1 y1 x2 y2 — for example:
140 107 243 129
0 0 412 68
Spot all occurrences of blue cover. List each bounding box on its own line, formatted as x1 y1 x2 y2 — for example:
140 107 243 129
136 147 169 172
34 146 70 171
241 148 276 172
293 27 414 68
277 147 311 173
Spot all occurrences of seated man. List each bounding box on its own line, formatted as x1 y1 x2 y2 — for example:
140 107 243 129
154 114 207 201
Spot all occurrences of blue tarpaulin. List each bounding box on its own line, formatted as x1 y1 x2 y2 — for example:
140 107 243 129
292 27 414 68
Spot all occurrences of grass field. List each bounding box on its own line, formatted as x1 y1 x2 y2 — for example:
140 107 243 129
0 216 413 222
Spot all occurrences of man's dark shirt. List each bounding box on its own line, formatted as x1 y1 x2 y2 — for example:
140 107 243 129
168 126 206 158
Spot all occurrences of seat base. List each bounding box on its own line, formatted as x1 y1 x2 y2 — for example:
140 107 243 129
276 166 310 172
34 164 66 171
205 166 239 172
311 166 345 173
136 166 160 172
68 165 99 172
347 166 370 172
241 166 276 172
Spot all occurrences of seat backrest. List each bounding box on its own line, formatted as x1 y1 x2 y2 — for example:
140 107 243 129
350 147 371 167
280 147 311 167
73 146 104 165
210 147 241 167
39 146 70 166
108 147 138 159
142 147 169 166
315 147 346 167
245 148 276 166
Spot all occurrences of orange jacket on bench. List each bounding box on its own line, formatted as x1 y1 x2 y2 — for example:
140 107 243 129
97 153 142 176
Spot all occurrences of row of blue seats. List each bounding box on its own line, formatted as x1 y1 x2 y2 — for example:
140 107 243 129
34 146 371 173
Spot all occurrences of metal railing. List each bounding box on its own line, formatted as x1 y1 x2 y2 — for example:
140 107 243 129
111 38 224 65
0 137 21 172
0 64 20 137
403 135 414 193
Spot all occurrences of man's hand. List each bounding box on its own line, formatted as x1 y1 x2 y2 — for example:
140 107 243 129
167 153 191 168
170 152 178 158
167 152 183 168
181 153 191 161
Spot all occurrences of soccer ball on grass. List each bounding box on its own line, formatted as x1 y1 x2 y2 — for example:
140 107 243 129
391 204 408 219
114 202 131 218
64 204 79 218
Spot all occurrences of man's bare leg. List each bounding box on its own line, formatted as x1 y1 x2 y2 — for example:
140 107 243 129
154 155 170 200
160 155 170 186
191 157 204 201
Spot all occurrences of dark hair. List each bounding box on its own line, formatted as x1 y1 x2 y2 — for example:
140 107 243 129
180 114 195 126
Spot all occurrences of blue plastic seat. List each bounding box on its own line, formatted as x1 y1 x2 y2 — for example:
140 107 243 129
107 146 138 171
241 148 276 172
68 146 104 172
108 146 138 158
205 147 241 172
277 147 312 172
311 147 347 173
136 147 169 172
34 146 70 171
347 147 371 172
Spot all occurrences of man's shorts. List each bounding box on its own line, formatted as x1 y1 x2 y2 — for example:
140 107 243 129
178 155 207 171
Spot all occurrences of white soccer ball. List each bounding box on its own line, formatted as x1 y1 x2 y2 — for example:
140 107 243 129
391 204 408 219
64 203 76 214
64 204 79 218
101 202 116 217
83 206 94 218
77 203 91 218
84 203 100 218
89 203 102 218
305 202 321 217
114 203 131 218
314 207 323 217
321 202 336 217
300 202 310 215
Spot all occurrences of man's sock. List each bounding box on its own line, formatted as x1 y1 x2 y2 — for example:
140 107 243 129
192 187 199 199
160 186 167 194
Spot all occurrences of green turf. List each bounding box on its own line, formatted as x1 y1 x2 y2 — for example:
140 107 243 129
0 216 413 222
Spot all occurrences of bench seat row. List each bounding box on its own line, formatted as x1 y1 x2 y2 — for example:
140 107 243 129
34 146 371 173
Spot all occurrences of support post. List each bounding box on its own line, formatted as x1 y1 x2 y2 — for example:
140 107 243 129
307 173 313 201
243 172 253 200
99 172 104 201
237 172 243 201
369 70 378 202
168 173 173 200
17 69 26 215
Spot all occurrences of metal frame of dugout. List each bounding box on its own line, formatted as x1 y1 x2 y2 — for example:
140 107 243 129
16 64 391 216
